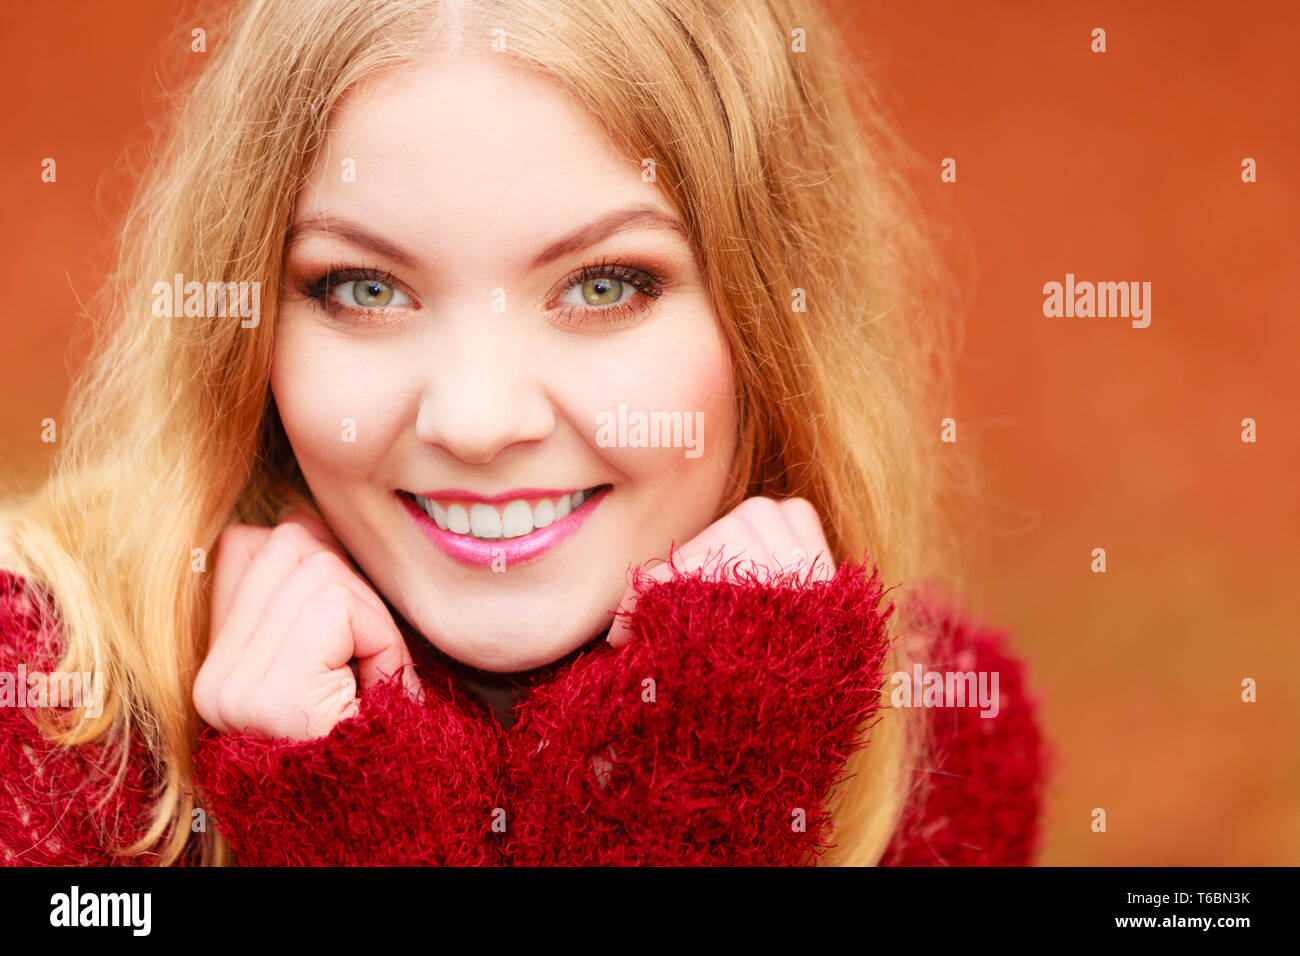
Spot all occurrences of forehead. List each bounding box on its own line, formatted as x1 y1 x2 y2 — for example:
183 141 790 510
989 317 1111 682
296 54 663 265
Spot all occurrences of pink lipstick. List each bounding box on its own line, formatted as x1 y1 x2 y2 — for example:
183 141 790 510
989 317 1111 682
398 485 610 568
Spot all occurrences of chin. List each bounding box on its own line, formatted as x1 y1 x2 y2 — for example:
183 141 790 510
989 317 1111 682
430 623 603 675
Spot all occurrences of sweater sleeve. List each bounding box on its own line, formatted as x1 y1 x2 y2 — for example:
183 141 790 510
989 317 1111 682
878 589 1050 866
501 555 895 866
191 658 506 866
0 570 165 866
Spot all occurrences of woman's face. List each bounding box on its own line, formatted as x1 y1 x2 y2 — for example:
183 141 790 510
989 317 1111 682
272 54 737 673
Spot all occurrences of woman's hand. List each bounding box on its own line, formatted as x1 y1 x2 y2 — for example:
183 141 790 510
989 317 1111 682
605 496 836 648
507 495 886 865
193 509 421 740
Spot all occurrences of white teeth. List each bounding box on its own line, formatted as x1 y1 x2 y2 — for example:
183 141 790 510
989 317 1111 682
411 487 601 541
501 500 533 538
469 502 502 539
446 503 470 534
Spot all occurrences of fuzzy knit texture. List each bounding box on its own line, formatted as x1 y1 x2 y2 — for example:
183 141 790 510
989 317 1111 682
0 558 1049 866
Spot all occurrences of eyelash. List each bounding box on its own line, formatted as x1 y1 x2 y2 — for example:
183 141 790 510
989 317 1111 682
294 257 666 329
552 257 666 328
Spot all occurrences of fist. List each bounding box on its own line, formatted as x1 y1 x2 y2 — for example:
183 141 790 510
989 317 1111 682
606 496 836 648
193 509 421 740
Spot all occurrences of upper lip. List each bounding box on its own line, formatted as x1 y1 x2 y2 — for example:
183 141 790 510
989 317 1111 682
403 486 601 505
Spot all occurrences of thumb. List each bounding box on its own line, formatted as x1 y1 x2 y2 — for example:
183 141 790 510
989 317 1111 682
345 593 423 702
606 580 640 649
606 558 678 649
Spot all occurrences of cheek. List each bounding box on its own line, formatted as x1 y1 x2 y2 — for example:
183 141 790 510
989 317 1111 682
270 327 410 479
578 314 735 477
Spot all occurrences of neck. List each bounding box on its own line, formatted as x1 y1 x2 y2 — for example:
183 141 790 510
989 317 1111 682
456 671 525 730
388 607 614 729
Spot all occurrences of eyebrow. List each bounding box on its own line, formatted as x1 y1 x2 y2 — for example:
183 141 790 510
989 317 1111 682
286 216 421 269
528 204 687 268
285 203 688 272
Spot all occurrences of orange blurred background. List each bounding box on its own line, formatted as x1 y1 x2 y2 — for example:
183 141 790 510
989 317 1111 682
2 0 1296 864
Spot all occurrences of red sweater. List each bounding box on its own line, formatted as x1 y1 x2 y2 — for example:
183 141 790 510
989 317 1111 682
0 560 1048 866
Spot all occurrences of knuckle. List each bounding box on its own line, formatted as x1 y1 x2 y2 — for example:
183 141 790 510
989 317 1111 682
192 682 213 722
304 546 345 574
711 511 755 540
314 580 356 613
191 668 213 707
214 523 264 557
269 520 317 550
781 495 821 523
731 497 784 532
321 579 354 601
300 547 346 577
214 684 243 729
215 523 251 547
194 701 215 728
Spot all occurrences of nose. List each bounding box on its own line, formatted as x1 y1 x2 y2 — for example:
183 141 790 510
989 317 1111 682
413 316 556 464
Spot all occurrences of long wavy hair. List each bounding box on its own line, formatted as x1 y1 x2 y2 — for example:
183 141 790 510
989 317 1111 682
0 0 973 865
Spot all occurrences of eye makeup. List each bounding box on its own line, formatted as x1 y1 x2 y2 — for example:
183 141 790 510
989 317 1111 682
289 255 670 329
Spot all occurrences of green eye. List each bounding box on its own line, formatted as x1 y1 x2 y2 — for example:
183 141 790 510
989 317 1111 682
336 278 408 309
355 279 392 307
548 259 666 330
579 277 625 306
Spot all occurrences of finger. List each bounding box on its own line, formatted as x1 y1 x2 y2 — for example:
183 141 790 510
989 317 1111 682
681 511 772 579
606 518 762 649
273 581 419 699
221 582 412 739
210 508 349 633
193 662 234 733
202 522 348 696
729 497 805 573
209 525 273 637
350 598 418 698
778 497 837 578
222 549 381 701
606 559 674 649
278 508 349 560
253 656 359 741
198 526 274 731
245 585 373 738
278 510 389 616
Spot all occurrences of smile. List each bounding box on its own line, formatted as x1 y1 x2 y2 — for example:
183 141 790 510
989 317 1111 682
397 485 611 568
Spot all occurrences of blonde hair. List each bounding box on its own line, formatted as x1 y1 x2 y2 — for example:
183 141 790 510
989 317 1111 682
0 0 972 866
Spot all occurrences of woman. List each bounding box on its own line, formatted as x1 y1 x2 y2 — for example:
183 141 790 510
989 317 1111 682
0 0 1047 865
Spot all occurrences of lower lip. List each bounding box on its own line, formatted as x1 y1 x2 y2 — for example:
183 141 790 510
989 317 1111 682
399 487 609 569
